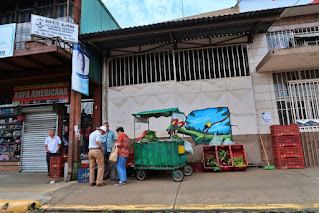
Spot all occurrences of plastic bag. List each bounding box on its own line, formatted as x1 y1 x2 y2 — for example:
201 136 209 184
184 140 194 155
222 138 235 145
209 132 223 145
109 162 119 181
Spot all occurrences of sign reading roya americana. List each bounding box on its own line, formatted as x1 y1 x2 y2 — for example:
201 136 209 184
12 83 69 105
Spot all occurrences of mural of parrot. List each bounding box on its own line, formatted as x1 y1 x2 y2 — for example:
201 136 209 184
203 121 212 132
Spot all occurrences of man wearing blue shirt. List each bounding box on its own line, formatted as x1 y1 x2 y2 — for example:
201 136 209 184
101 122 117 179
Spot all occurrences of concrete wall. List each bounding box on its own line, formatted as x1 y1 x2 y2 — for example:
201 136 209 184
105 75 262 164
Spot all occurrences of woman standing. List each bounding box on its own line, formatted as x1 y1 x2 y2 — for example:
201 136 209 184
115 127 129 186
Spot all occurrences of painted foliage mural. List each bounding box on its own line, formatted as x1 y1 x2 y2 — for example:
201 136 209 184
168 108 232 145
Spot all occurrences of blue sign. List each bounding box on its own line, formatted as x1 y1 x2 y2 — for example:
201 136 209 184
0 23 16 58
72 43 90 96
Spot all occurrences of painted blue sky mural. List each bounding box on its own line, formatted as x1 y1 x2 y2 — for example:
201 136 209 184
185 108 231 135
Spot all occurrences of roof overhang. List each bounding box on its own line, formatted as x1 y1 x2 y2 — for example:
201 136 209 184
0 42 72 86
257 46 319 72
80 8 285 51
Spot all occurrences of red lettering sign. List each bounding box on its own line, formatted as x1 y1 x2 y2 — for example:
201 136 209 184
12 83 69 104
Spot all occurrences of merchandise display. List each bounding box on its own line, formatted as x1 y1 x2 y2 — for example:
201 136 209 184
0 105 23 162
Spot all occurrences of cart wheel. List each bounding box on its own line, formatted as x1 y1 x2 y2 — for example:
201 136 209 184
172 169 184 182
136 170 146 181
183 165 193 176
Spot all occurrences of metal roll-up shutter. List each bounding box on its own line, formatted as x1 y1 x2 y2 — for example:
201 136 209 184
21 109 57 172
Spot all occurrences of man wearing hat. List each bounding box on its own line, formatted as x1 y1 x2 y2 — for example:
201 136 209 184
88 126 107 186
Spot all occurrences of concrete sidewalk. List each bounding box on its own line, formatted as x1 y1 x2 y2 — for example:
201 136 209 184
1 168 319 212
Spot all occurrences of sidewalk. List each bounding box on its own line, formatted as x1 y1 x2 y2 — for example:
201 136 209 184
1 167 319 212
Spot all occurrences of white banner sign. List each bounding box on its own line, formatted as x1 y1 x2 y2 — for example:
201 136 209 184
31 14 78 43
72 43 90 96
0 23 16 58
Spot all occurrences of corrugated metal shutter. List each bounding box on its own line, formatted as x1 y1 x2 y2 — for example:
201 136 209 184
21 109 57 172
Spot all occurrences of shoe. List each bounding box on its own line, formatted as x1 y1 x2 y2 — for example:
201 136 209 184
90 183 96 186
115 181 125 186
96 183 106 186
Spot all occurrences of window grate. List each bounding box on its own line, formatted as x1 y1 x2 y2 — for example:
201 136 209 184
273 70 319 125
108 45 250 87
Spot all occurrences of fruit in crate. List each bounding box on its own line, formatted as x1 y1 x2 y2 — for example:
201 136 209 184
233 156 246 167
218 149 232 166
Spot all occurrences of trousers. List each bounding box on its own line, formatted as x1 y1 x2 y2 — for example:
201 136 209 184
88 149 104 185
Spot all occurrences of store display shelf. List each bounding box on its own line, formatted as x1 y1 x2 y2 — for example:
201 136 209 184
0 114 23 117
0 136 21 138
0 128 22 131
0 150 20 154
0 142 21 145
0 122 23 126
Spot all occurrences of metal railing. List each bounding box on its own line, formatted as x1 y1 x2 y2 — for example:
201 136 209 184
14 37 73 53
267 26 319 50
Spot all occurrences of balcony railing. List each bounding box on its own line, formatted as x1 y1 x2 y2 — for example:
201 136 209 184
14 37 73 54
267 26 319 50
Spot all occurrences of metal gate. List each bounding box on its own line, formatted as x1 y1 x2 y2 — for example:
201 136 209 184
299 127 319 167
288 80 319 167
21 107 58 172
288 80 319 122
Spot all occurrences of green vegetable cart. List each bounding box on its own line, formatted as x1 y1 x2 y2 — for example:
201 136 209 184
133 108 193 182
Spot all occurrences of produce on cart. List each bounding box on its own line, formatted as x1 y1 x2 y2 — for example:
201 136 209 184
133 108 193 182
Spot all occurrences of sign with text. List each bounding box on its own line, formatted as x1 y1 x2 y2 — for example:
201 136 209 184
12 83 70 105
0 23 16 58
72 43 90 96
31 14 78 43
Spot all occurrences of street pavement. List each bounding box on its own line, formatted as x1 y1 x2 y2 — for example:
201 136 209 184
0 167 319 212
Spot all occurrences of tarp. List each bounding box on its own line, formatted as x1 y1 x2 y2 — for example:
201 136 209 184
133 108 184 118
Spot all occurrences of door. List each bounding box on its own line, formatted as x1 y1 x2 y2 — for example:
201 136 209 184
21 107 58 172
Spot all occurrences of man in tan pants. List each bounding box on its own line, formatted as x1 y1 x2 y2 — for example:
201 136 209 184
88 126 107 186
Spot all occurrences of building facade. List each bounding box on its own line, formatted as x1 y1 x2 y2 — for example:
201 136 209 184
0 0 119 174
81 3 319 166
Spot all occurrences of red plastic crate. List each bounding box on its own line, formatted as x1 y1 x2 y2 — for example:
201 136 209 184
50 156 66 168
187 161 204 172
230 145 248 171
216 145 233 171
270 124 300 137
272 135 301 144
202 146 218 170
49 167 64 178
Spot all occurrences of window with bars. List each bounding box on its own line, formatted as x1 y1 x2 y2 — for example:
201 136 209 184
108 45 250 87
273 70 319 125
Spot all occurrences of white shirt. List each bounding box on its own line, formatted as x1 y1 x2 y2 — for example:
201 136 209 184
45 135 62 153
89 130 102 149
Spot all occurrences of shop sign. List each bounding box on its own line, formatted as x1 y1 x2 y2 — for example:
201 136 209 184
31 14 78 44
0 23 16 58
12 83 69 105
72 43 90 96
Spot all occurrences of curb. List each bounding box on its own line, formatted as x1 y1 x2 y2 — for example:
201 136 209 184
41 203 319 212
0 200 42 212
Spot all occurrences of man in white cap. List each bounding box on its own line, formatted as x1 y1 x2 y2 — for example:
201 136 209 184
88 126 106 186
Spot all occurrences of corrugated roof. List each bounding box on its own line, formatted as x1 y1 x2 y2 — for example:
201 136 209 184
80 7 285 50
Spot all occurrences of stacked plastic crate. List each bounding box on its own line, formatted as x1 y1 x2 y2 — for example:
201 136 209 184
50 156 66 178
271 124 305 169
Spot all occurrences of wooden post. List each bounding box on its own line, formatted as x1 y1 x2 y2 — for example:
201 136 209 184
66 90 81 181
